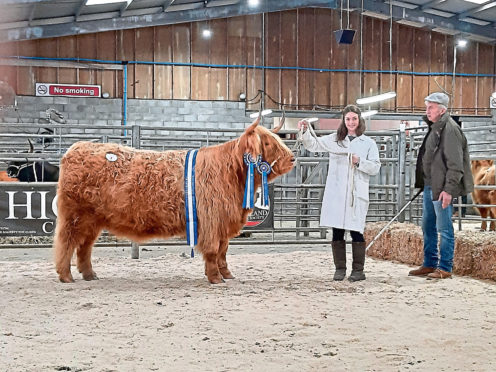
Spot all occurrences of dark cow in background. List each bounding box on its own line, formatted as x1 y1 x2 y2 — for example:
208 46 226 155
6 140 59 182
54 116 295 284
471 159 496 231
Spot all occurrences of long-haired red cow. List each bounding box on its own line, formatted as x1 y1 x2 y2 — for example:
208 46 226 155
54 117 295 284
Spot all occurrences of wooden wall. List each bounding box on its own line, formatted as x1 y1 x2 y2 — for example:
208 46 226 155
1 8 495 115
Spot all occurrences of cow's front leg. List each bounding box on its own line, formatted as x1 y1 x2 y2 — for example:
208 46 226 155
203 252 224 284
218 239 234 279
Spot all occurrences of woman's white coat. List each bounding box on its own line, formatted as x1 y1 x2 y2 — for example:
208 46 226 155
302 130 381 233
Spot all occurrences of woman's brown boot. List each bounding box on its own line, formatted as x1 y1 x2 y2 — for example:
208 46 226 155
331 240 347 281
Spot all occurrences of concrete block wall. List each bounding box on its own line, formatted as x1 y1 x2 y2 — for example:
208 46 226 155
1 96 251 140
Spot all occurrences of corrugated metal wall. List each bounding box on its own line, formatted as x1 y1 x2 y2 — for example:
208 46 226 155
1 9 495 115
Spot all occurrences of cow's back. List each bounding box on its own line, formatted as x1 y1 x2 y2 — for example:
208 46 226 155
58 141 188 238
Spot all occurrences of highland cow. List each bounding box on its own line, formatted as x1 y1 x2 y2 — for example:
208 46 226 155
471 159 496 231
54 117 295 284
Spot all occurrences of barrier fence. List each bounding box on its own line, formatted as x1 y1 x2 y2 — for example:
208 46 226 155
1 119 496 252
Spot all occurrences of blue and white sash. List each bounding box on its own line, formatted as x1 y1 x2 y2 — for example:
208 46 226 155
184 149 198 257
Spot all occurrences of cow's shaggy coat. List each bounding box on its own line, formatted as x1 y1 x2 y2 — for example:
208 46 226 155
54 118 295 283
471 159 496 231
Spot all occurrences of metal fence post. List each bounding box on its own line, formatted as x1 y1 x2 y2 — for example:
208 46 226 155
397 123 407 222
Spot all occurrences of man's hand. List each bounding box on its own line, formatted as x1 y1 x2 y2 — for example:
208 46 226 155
297 120 309 131
438 191 452 209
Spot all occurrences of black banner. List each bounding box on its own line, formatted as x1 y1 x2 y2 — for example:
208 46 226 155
245 184 274 230
0 183 57 236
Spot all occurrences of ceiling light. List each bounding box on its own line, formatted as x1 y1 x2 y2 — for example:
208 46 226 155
249 109 272 118
86 0 128 5
464 0 488 3
459 17 491 26
248 0 260 7
384 1 418 10
456 39 467 48
202 29 212 38
362 110 378 118
423 9 454 18
432 27 460 36
305 118 319 123
356 92 396 105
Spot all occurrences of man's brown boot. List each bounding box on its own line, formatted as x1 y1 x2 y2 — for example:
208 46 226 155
331 241 347 281
426 269 452 279
408 266 435 276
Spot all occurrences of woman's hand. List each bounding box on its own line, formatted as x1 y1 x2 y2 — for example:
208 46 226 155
352 154 360 167
297 120 309 131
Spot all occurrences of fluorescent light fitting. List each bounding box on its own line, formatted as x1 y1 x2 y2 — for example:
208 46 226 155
396 19 425 28
456 39 468 48
248 0 260 7
362 110 378 118
86 0 127 5
356 92 396 105
362 11 390 20
202 29 212 38
432 27 459 36
423 9 454 18
464 0 487 4
305 117 319 123
249 109 272 118
459 17 490 26
384 1 418 10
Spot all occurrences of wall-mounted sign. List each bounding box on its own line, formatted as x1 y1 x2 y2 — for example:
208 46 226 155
490 96 496 109
36 83 101 98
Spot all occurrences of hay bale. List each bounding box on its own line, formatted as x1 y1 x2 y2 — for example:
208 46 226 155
364 222 496 281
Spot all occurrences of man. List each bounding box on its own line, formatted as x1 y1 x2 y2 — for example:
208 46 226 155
409 92 474 279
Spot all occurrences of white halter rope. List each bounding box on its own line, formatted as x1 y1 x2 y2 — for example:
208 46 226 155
296 124 356 208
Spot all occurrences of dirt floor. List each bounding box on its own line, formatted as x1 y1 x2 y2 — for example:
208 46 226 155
1 242 496 372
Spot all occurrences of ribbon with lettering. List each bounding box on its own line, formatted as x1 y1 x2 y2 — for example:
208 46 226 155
242 153 261 209
256 161 271 207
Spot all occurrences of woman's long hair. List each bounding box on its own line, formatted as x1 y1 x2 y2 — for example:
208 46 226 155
336 104 366 143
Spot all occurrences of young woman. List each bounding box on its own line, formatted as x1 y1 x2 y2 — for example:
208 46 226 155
298 105 381 281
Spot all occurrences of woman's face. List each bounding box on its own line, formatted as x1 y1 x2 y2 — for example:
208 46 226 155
344 112 360 135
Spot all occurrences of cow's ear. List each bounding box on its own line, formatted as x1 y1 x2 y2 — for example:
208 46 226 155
239 117 262 158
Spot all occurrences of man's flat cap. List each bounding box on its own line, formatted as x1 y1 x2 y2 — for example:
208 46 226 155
425 92 449 106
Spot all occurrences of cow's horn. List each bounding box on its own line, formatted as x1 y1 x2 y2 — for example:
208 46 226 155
272 109 285 133
28 139 34 153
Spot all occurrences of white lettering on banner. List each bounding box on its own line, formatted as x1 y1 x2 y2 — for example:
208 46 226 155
52 195 58 217
54 87 63 93
7 191 34 219
5 191 55 220
42 221 54 234
39 191 49 219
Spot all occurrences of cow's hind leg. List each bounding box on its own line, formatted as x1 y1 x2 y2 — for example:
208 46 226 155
54 214 77 283
76 227 102 281
217 239 234 279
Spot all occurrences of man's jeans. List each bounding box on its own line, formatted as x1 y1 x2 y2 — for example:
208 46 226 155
422 186 455 272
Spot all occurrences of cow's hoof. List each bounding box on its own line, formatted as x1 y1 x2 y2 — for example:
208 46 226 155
208 275 225 284
82 272 99 281
219 268 234 279
59 275 75 283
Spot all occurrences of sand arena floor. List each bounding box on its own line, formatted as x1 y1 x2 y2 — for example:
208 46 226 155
1 241 496 372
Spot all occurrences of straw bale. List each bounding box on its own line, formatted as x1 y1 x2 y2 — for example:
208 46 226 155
364 222 496 281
